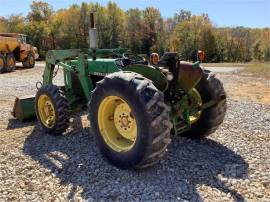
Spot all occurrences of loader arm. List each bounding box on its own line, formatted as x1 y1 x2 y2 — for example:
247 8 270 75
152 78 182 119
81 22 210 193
42 48 126 107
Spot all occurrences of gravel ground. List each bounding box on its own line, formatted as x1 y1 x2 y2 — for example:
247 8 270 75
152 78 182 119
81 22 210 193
0 64 269 201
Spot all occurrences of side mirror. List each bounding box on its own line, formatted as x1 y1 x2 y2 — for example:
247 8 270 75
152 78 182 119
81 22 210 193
197 50 205 62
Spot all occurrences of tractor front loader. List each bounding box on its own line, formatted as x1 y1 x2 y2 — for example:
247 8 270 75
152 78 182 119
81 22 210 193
13 13 226 169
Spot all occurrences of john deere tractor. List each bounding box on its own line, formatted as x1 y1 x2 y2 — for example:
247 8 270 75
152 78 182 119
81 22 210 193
13 13 226 169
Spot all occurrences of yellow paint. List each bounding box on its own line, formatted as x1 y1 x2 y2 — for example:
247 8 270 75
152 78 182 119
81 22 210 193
0 36 19 53
0 34 38 62
98 96 137 152
189 89 203 124
37 95 56 128
20 51 28 61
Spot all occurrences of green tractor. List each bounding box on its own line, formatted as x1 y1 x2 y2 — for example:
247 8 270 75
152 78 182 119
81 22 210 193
13 13 226 169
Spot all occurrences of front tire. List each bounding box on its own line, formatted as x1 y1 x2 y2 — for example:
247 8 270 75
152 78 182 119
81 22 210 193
181 70 227 138
35 85 70 135
89 72 172 169
22 53 35 68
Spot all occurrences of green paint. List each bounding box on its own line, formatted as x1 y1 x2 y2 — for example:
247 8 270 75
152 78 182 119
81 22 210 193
192 61 201 69
124 64 168 91
15 47 217 136
12 96 36 121
77 53 93 102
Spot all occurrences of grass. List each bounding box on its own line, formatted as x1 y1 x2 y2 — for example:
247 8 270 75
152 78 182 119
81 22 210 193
204 62 270 78
203 63 247 67
244 62 270 78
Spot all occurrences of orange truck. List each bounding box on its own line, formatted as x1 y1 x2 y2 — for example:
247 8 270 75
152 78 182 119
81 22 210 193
0 33 39 73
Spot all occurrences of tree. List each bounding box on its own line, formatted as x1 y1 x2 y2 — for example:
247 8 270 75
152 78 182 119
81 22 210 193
126 8 143 53
172 9 191 28
26 1 54 57
28 1 53 22
0 17 8 32
170 15 215 61
264 47 270 61
141 7 163 54
253 41 263 61
1 1 269 62
107 2 125 48
201 27 217 62
7 15 25 33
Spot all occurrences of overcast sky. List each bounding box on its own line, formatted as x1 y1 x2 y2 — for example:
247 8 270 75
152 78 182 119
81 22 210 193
0 0 270 28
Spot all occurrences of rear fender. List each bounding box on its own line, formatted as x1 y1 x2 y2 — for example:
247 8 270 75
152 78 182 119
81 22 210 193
177 61 203 92
124 64 168 92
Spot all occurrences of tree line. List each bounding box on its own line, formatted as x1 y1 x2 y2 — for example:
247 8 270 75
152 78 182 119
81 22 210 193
0 1 269 62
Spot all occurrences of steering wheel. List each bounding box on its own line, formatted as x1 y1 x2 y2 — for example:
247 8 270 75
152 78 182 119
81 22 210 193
122 53 146 65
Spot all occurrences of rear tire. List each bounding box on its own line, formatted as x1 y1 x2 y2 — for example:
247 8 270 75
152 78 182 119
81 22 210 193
89 72 172 169
22 53 35 68
0 54 5 73
35 85 70 135
181 70 227 138
6 53 16 72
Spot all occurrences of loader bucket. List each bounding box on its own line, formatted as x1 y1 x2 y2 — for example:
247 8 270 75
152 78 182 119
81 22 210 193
12 96 36 121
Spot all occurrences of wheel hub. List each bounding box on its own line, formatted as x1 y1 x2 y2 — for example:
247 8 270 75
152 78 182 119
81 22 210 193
98 96 138 152
114 103 136 140
37 95 56 128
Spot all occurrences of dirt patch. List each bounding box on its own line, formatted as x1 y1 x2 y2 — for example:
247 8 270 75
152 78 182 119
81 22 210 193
218 73 270 105
229 84 270 105
204 62 270 79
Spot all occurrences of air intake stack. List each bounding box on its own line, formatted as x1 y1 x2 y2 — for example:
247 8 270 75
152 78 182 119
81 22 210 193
89 12 98 49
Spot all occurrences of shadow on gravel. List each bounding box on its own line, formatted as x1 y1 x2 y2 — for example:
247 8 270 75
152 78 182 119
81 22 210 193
0 65 32 74
14 65 28 71
23 116 248 201
6 118 35 130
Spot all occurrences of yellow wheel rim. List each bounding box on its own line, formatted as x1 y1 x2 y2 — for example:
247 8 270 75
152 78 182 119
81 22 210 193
98 96 137 152
37 95 56 128
188 89 203 124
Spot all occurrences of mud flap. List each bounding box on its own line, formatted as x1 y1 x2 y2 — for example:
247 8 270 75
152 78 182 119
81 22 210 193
12 96 36 121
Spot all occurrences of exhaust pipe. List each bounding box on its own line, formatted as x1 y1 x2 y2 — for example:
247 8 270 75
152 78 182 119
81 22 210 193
89 12 98 49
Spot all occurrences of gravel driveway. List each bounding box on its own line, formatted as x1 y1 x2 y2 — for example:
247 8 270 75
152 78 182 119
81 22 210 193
0 64 269 201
